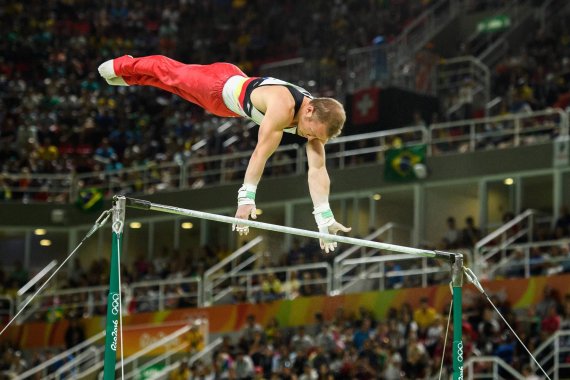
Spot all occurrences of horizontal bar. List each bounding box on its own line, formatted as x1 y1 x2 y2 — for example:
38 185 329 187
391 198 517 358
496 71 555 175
122 196 452 260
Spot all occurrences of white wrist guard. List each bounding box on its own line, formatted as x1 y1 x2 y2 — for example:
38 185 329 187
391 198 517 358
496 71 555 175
313 203 335 228
237 184 257 206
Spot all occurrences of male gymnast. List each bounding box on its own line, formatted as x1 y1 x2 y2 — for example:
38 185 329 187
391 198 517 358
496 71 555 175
98 55 350 253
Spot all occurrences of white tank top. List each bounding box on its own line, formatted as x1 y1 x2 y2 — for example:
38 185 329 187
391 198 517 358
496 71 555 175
222 76 312 134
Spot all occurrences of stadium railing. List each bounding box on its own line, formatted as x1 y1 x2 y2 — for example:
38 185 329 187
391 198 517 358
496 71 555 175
15 330 106 380
464 356 525 380
204 262 332 306
141 337 223 380
203 236 264 306
332 222 413 291
15 277 201 321
79 324 193 379
346 0 461 93
129 276 202 312
473 209 551 276
485 239 570 279
429 108 567 156
2 109 567 204
532 330 570 380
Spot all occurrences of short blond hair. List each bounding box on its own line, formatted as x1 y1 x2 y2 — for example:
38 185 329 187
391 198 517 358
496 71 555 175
310 98 346 139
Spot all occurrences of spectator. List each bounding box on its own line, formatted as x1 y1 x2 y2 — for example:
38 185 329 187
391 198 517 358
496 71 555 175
442 217 461 250
233 349 255 379
64 318 86 350
299 272 315 297
260 272 283 302
477 307 500 354
413 297 438 336
541 305 561 336
241 314 264 345
299 362 318 380
291 326 314 353
462 216 481 248
316 324 336 353
353 317 373 351
283 271 301 299
555 205 570 236
9 261 28 288
404 332 428 378
184 322 205 355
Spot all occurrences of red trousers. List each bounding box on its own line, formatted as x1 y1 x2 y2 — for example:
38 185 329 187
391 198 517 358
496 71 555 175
113 55 247 117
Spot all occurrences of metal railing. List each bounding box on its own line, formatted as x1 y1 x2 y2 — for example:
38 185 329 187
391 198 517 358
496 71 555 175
15 330 106 380
259 58 341 97
203 236 264 305
532 330 570 380
466 0 534 68
14 277 201 322
16 284 111 322
333 223 413 291
204 262 332 305
465 356 525 380
437 56 491 118
429 108 567 156
147 337 223 380
54 345 104 380
473 209 548 276
347 0 461 93
486 239 570 279
337 254 449 294
82 324 193 379
130 276 202 312
2 109 568 204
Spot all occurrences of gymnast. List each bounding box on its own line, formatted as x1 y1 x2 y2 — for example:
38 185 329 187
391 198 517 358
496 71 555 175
98 55 351 252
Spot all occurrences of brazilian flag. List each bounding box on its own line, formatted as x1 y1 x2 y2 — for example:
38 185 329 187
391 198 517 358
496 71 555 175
76 188 104 212
384 144 427 181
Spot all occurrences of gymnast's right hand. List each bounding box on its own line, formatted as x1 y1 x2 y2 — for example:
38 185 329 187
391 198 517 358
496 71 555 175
233 184 257 235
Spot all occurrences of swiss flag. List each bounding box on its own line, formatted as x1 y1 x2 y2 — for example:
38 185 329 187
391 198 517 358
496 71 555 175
352 87 380 125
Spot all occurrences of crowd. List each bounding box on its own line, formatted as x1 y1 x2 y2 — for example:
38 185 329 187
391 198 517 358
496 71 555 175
491 12 570 116
0 0 434 203
1 1 568 203
2 290 568 379
167 291 570 379
440 208 570 278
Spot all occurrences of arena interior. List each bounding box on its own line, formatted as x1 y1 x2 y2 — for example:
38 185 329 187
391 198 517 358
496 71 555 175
1 0 570 379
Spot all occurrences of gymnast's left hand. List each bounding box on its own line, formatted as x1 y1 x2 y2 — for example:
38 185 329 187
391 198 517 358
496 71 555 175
233 204 257 236
319 221 352 254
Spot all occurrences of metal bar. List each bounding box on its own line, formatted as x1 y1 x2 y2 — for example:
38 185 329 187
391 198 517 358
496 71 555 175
122 197 449 260
103 197 125 380
452 254 464 380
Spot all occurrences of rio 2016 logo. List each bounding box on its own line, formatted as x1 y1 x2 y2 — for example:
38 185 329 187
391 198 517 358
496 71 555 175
110 320 118 351
111 293 120 316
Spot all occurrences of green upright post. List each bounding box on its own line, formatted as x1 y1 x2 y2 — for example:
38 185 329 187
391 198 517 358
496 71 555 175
103 196 126 380
451 253 464 380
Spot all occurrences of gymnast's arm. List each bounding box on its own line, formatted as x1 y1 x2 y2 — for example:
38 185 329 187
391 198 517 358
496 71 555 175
306 139 330 206
234 104 288 222
306 140 351 246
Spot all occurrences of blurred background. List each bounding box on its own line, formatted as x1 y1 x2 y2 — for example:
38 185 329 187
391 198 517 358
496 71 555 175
0 0 570 379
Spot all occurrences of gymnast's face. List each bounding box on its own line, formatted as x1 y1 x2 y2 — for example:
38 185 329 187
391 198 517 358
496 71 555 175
297 107 328 143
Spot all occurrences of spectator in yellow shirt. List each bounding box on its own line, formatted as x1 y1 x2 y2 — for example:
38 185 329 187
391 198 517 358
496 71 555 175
413 297 438 336
184 323 205 354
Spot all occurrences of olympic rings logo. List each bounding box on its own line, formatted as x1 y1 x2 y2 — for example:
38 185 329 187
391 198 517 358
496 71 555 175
456 341 464 363
111 292 120 316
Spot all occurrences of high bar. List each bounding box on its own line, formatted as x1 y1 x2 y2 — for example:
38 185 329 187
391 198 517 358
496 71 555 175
119 196 454 260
